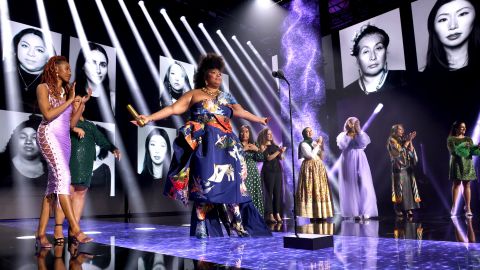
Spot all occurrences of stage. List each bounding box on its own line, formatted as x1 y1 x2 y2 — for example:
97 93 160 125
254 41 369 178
1 215 480 269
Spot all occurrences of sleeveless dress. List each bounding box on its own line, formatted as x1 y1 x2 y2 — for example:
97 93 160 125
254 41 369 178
164 91 271 237
37 86 72 195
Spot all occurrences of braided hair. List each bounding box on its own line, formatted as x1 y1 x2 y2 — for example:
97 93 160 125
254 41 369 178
41 56 70 99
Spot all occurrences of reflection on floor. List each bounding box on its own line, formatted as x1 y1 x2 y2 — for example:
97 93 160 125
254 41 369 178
1 215 480 269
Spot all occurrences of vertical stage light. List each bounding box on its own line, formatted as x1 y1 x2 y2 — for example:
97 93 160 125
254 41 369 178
180 16 206 55
94 0 149 212
0 0 21 111
138 1 172 58
119 0 182 128
160 9 196 66
217 30 288 138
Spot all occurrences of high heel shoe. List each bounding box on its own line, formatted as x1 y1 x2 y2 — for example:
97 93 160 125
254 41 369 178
71 231 93 244
464 207 473 217
231 222 250 237
266 214 277 224
274 213 283 224
54 224 65 246
35 233 52 249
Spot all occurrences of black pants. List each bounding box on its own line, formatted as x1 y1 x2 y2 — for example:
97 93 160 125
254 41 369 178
262 169 282 215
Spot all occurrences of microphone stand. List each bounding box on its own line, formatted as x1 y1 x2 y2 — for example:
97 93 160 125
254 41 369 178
277 73 333 250
280 77 299 237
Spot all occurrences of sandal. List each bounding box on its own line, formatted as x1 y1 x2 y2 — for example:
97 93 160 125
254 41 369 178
35 233 52 249
71 231 93 244
54 224 65 246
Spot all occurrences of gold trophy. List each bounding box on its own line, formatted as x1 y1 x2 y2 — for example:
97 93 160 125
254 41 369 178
127 104 145 127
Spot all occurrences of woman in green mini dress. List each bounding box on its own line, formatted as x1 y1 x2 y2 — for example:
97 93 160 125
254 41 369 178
448 121 480 217
239 125 265 216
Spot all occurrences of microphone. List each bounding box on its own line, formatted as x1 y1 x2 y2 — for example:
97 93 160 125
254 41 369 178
272 69 289 84
272 70 285 79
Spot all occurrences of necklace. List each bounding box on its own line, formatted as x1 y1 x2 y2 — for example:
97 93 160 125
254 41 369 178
358 69 388 95
18 67 42 91
202 87 220 97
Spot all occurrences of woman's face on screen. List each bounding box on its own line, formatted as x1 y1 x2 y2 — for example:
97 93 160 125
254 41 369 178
356 33 387 77
16 127 39 159
16 33 49 73
434 0 476 48
148 134 168 165
84 49 108 85
168 63 186 91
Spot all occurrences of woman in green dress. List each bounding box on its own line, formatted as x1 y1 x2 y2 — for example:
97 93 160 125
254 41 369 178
239 125 265 216
54 94 121 243
448 121 480 217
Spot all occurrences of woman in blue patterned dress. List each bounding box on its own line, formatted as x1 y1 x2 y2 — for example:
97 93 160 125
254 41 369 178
137 53 271 238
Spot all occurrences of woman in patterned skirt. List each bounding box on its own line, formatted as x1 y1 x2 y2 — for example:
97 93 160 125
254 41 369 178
296 127 333 220
136 53 271 238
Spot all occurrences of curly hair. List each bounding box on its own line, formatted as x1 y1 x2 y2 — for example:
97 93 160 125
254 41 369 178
257 128 276 147
193 53 225 89
41 56 70 99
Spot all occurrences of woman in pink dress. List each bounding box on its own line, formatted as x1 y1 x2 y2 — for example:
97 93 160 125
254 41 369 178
35 56 92 248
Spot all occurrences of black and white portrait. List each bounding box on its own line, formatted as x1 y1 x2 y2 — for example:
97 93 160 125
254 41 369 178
412 0 480 72
69 38 117 122
90 121 117 196
137 125 176 181
339 9 406 91
159 56 194 108
1 21 61 112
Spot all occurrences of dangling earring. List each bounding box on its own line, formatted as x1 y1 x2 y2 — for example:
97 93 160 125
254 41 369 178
205 81 208 87
56 72 59 78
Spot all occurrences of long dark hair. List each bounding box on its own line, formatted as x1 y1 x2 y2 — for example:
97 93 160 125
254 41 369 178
240 125 255 144
425 0 480 71
193 53 225 89
74 42 111 96
142 128 172 179
449 121 466 136
13 28 55 69
163 61 192 97
95 125 115 160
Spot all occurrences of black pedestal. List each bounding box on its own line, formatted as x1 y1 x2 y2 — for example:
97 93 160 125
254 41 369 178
283 234 334 250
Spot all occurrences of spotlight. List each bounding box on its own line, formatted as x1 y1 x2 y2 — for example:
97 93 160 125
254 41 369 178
373 103 383 114
198 22 203 28
231 35 236 40
180 16 185 21
160 8 166 14
216 29 221 34
138 0 144 6
246 40 251 45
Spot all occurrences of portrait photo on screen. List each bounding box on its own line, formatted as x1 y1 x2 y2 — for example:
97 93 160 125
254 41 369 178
159 56 194 108
137 125 176 181
339 9 406 92
69 37 117 122
412 0 480 72
0 110 47 218
1 21 61 113
88 121 117 196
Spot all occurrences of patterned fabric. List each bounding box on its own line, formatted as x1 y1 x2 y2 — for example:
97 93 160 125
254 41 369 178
70 120 116 187
295 159 333 218
37 86 72 195
387 136 421 210
447 136 478 181
243 143 265 216
164 91 250 205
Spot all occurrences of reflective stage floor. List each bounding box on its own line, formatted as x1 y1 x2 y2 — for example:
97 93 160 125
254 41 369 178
1 215 480 269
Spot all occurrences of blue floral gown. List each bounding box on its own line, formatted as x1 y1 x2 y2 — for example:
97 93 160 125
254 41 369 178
164 91 271 237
